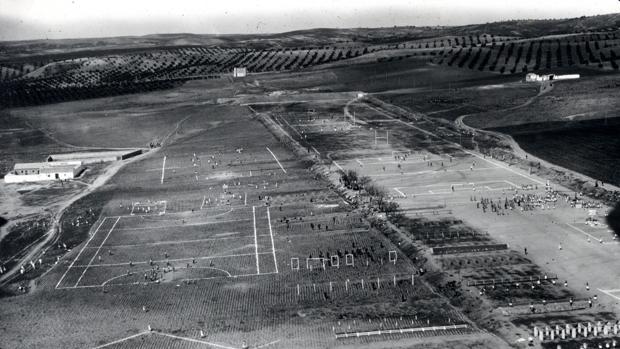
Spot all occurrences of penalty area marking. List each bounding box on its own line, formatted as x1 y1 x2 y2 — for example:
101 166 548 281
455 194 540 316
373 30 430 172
74 216 121 287
55 218 108 289
267 207 279 274
266 147 286 174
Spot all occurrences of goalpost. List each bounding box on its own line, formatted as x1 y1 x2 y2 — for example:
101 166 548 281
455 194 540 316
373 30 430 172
388 250 398 264
345 254 354 267
291 258 300 271
306 258 326 271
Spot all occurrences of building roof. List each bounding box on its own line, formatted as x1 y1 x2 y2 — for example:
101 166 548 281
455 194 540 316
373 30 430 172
14 161 82 171
48 150 139 160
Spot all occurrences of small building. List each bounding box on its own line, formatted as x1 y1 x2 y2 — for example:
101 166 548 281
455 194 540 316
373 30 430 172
233 67 247 78
47 149 143 164
526 73 580 82
4 161 83 183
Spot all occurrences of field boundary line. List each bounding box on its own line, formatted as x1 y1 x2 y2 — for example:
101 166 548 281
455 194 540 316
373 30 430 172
332 161 344 171
367 166 497 178
266 147 287 173
267 207 279 273
253 206 260 275
153 331 237 349
91 331 150 349
160 155 166 184
55 217 108 289
256 339 281 348
115 218 252 231
55 271 280 289
73 252 270 268
598 288 620 302
567 223 605 243
87 235 251 249
74 216 121 287
393 188 407 198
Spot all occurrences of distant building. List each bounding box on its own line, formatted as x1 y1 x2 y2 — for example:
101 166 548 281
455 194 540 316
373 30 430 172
233 67 247 78
526 73 580 82
47 149 142 164
4 161 83 183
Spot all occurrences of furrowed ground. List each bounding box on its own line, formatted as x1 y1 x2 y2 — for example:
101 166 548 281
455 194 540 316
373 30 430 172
1 97 503 349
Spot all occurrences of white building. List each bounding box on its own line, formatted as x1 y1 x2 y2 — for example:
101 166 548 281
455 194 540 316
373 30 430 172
4 161 83 183
233 67 247 77
525 73 580 82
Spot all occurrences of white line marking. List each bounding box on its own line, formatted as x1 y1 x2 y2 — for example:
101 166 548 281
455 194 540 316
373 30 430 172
85 235 248 249
153 332 237 349
244 192 247 206
600 288 620 293
55 218 108 289
72 252 271 268
160 156 166 184
91 331 150 349
367 167 497 177
256 340 281 348
267 207 278 274
56 271 281 289
311 146 320 154
504 180 518 187
74 217 121 287
333 161 344 171
393 188 407 198
253 206 260 275
598 288 620 302
266 147 286 173
567 223 606 243
356 158 364 166
200 195 206 210
115 218 252 231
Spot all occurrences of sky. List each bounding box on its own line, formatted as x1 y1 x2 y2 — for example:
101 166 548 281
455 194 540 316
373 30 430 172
0 0 618 41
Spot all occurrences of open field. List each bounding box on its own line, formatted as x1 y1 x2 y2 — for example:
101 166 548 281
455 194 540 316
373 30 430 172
1 15 620 349
492 118 620 187
259 95 620 345
1 92 494 349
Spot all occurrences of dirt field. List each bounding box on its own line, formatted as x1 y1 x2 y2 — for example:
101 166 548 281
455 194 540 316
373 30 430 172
0 93 504 349
257 95 620 347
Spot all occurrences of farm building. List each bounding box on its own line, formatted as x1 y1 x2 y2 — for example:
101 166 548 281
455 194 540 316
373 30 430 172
525 73 580 82
47 149 143 164
4 161 83 183
233 67 247 77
